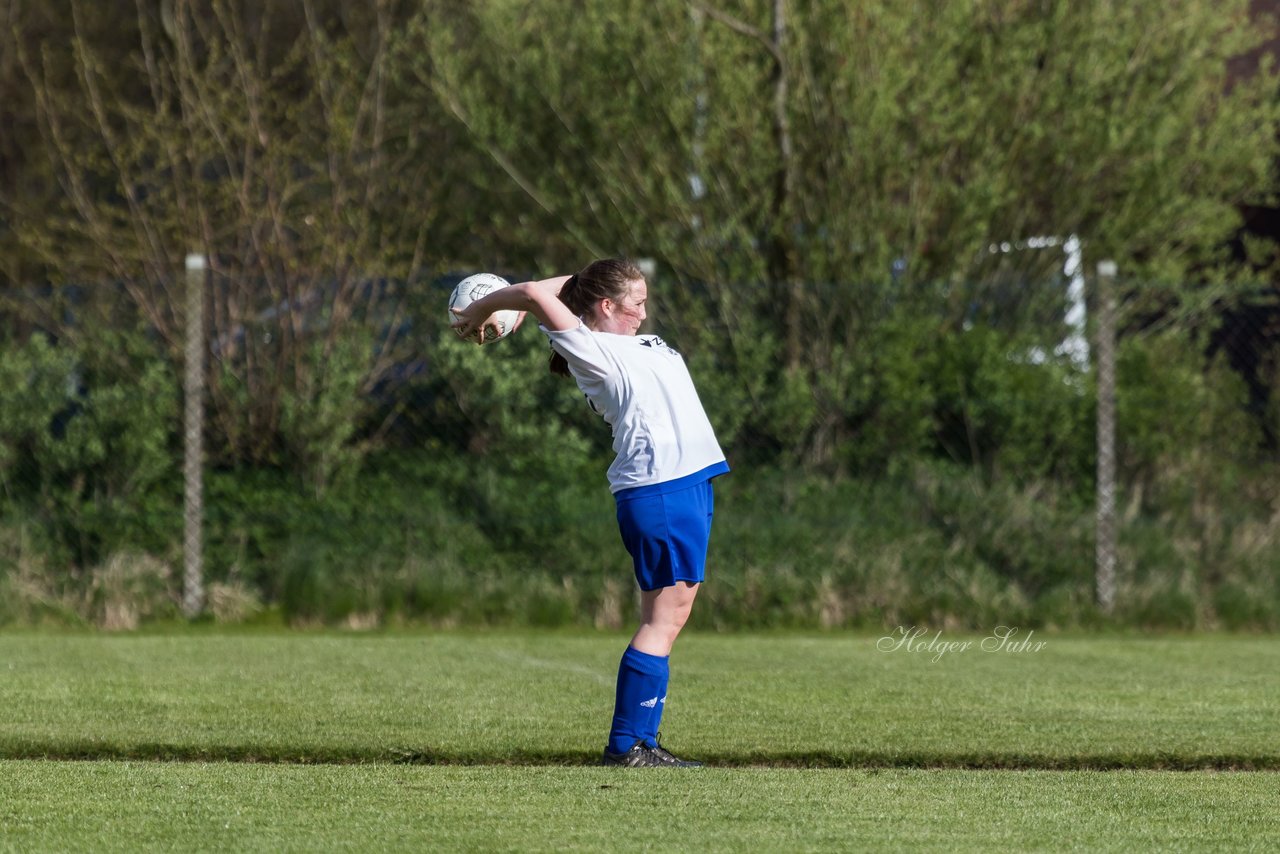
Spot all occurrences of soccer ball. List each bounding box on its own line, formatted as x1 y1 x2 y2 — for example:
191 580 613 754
448 273 519 343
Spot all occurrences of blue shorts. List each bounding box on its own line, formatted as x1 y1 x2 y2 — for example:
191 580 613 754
614 464 727 592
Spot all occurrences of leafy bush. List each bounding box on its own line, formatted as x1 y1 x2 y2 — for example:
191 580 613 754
0 328 179 570
927 325 1093 487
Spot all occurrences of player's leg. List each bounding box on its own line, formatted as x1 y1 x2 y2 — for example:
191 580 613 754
635 582 701 760
632 580 700 656
603 481 713 766
629 482 714 746
602 584 702 764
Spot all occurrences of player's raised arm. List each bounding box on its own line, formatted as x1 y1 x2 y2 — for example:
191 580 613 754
451 275 578 343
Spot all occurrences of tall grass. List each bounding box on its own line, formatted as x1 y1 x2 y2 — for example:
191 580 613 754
3 452 1277 630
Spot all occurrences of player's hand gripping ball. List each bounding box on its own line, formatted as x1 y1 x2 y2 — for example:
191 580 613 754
449 273 520 343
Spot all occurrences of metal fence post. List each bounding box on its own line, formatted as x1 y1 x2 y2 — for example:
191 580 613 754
183 252 206 618
1095 259 1118 615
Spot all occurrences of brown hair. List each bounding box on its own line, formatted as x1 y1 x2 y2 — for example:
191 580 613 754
550 258 644 377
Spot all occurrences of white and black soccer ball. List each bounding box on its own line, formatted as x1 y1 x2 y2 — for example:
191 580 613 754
448 273 519 343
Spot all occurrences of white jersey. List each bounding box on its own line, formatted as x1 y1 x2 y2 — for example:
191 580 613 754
541 322 727 493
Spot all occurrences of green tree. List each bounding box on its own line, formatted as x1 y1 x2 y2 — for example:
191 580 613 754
5 0 479 490
406 0 1280 468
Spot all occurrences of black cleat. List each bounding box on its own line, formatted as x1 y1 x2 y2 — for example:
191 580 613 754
649 742 704 768
600 738 705 768
601 740 667 767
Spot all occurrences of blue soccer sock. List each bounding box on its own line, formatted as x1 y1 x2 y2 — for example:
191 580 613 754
645 665 670 749
607 646 670 755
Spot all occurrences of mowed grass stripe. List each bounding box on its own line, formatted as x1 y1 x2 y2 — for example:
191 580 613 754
1 632 1277 769
3 762 1278 853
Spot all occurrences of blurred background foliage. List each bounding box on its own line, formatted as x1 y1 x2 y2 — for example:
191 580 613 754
1 0 1279 629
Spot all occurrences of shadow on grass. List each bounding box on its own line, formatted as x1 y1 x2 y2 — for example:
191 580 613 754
4 743 1279 771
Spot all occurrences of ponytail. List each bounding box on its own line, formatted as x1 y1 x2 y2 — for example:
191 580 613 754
547 260 643 378
549 274 579 377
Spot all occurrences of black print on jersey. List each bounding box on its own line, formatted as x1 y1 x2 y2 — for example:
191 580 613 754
640 336 679 356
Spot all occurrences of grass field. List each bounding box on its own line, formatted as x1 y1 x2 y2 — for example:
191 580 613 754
2 629 1278 851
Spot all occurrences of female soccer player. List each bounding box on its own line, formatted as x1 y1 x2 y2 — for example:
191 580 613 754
451 258 728 767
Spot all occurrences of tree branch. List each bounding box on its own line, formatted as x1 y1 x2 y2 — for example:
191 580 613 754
692 2 783 65
432 75 606 259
